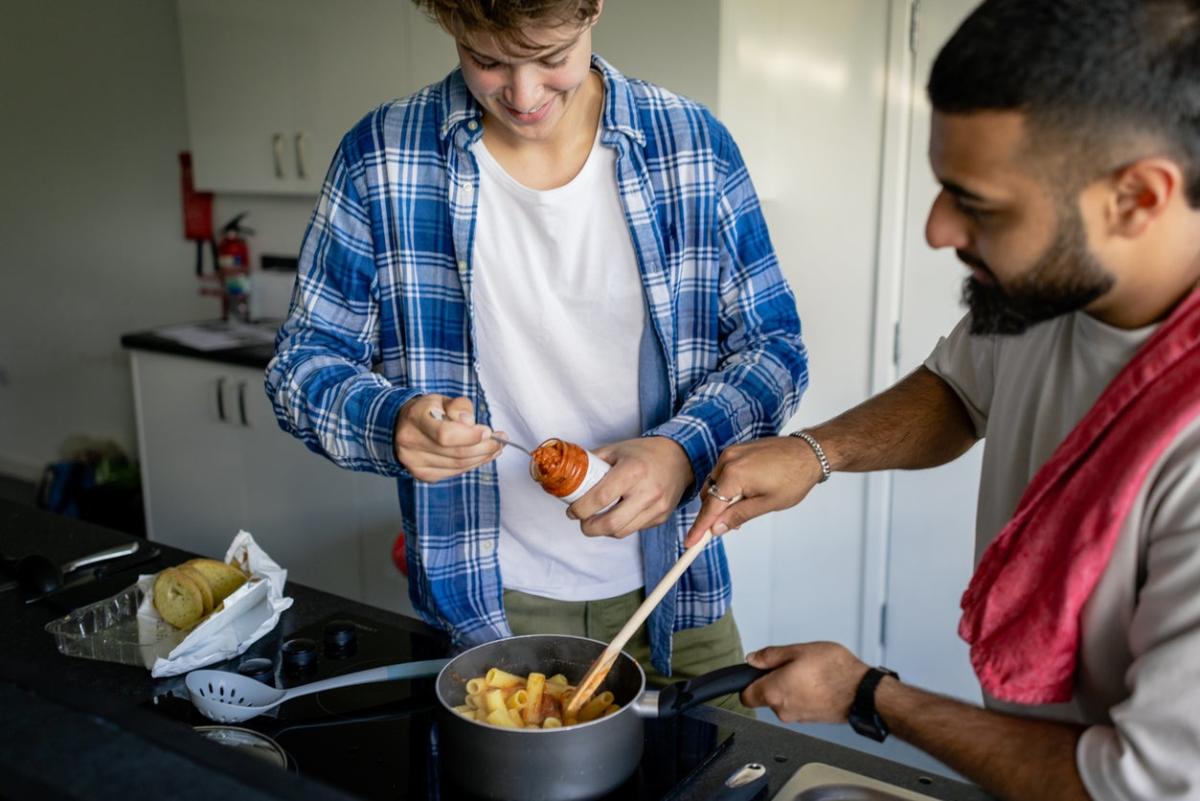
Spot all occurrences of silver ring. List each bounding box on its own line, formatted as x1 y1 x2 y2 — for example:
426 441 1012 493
706 483 737 503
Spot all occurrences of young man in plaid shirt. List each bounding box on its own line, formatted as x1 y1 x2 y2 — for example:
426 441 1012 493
267 0 807 702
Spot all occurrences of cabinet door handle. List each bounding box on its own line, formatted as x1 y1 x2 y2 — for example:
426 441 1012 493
272 133 285 179
237 380 248 427
216 377 227 422
294 131 307 179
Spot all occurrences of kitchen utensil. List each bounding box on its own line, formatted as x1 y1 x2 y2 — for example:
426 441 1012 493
193 725 291 770
2 553 59 595
62 541 140 574
427 407 534 455
435 633 768 801
713 763 769 801
26 542 159 606
187 658 450 723
25 570 103 605
489 431 533 456
25 562 128 605
2 542 141 596
567 528 715 717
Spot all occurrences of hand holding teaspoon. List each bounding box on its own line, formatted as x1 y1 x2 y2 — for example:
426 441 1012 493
427 407 534 456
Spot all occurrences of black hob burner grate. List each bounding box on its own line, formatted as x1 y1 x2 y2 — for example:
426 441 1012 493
147 612 736 800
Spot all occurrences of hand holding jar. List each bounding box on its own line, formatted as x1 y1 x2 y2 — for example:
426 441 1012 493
393 395 503 482
536 436 694 539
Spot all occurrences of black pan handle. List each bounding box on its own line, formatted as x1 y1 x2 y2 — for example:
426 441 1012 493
657 663 769 717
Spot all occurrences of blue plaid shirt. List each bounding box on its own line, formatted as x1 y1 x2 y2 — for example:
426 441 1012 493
266 57 807 674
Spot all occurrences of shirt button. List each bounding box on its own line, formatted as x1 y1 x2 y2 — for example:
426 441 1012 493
458 260 468 271
467 120 479 131
481 540 495 554
462 183 473 194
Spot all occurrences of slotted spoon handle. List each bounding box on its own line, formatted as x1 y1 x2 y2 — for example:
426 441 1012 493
281 658 449 702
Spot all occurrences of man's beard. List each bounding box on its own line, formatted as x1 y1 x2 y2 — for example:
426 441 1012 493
962 204 1114 336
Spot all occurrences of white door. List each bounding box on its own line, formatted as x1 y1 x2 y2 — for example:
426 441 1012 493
131 352 248 557
715 0 894 658
883 0 983 704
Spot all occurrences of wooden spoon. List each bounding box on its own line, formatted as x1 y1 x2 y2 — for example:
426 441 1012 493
566 527 718 719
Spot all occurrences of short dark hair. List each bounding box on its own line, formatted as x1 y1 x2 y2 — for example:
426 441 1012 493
928 0 1200 207
412 0 600 55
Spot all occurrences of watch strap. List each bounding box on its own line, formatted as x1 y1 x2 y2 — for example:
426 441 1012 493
849 666 899 742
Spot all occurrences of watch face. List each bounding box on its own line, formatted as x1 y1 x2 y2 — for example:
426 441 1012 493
849 711 887 742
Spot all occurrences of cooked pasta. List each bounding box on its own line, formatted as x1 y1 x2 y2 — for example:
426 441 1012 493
452 668 622 729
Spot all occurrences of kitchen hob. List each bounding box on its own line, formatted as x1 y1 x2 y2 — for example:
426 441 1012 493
147 612 738 801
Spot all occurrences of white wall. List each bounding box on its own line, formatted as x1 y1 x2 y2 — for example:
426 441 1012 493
593 0 721 111
716 0 891 658
0 0 211 479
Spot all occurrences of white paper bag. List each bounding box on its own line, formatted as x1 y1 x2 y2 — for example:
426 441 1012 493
137 531 293 677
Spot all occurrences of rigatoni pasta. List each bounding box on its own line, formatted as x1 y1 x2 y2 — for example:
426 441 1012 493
452 668 621 729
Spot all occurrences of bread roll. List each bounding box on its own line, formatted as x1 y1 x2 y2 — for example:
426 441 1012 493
183 558 247 604
178 564 214 615
153 567 205 629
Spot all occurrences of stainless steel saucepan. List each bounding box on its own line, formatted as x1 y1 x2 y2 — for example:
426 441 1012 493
435 634 767 801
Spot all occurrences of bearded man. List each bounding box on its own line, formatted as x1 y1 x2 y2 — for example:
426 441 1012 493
688 0 1200 798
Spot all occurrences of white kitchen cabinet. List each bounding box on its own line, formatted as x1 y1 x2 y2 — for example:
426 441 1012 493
130 349 410 609
176 0 456 194
236 369 365 600
130 353 248 560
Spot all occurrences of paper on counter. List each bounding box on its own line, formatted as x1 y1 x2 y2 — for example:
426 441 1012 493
137 530 293 677
154 321 277 351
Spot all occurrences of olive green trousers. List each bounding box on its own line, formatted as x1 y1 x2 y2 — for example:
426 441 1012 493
504 587 753 716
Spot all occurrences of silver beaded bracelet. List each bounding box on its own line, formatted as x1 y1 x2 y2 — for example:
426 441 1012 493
789 430 832 483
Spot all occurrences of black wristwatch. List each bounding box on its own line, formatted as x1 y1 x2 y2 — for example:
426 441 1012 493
848 666 899 742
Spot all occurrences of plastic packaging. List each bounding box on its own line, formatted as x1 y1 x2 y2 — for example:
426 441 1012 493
43 582 182 668
43 531 292 675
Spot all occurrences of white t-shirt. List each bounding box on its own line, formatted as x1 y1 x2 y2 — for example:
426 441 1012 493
470 129 646 601
925 311 1200 800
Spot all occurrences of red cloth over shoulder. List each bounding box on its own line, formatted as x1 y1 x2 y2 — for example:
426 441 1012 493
959 288 1200 704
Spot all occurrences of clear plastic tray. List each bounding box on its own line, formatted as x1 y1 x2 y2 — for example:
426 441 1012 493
44 582 185 668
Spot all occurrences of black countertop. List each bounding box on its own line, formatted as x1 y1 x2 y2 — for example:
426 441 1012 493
0 500 991 801
121 324 277 369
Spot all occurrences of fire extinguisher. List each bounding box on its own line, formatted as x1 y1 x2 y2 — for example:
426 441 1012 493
217 212 255 320
217 212 254 274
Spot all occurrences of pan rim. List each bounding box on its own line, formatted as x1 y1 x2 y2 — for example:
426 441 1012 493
434 633 647 734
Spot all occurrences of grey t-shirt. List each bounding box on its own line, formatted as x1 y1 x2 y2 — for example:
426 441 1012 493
925 311 1200 800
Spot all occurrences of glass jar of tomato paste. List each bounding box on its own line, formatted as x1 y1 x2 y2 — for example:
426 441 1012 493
529 438 612 505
